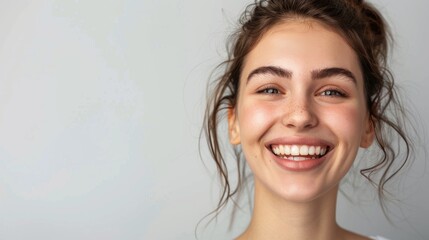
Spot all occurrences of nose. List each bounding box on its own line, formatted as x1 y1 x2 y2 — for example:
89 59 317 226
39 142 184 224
281 96 318 130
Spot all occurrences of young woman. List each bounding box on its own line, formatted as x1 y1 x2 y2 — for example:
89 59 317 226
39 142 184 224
204 0 412 239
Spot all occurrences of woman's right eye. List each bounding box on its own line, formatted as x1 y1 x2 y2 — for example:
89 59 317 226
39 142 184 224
257 87 280 94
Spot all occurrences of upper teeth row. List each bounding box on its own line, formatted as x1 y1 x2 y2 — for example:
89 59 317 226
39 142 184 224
272 145 327 156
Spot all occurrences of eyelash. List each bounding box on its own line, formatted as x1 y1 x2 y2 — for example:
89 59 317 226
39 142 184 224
319 88 347 97
256 86 281 95
257 87 280 94
255 85 347 97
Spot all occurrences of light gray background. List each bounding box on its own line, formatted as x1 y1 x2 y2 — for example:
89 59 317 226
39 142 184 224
0 0 427 239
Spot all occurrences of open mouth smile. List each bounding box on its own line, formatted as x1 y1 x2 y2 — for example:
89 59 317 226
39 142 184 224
270 144 331 161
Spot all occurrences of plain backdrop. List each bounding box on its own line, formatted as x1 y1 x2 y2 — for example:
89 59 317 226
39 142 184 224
0 0 427 239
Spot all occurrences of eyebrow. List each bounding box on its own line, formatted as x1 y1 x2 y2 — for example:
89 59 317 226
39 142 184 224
247 66 292 83
247 66 357 84
311 67 357 84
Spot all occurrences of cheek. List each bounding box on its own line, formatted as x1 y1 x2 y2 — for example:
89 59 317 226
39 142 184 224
322 102 366 140
238 101 278 139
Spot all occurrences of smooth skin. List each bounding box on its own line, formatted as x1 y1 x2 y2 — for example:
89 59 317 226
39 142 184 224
229 19 374 240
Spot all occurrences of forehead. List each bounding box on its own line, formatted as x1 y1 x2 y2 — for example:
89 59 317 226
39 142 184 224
242 19 363 82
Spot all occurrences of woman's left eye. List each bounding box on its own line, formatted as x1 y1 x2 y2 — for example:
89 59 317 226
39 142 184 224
319 89 346 97
257 87 280 94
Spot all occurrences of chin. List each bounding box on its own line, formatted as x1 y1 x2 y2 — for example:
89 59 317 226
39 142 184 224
256 175 339 204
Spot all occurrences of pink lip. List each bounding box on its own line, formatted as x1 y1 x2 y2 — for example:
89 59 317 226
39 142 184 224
270 152 330 171
265 136 334 171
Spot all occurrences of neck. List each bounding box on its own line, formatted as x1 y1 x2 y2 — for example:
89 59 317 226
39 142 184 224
238 180 342 240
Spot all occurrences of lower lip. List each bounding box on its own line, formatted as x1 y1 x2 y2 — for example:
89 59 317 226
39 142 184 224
271 151 329 171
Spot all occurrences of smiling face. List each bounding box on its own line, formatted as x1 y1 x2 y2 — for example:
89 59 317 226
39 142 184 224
228 19 374 202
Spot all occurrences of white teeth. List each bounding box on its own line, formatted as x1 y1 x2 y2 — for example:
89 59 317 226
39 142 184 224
273 147 280 155
299 145 309 155
291 145 300 155
284 145 291 155
271 144 329 157
308 146 315 155
291 156 307 161
278 145 284 155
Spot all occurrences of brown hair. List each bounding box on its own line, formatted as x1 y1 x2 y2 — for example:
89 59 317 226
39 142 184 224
203 0 413 219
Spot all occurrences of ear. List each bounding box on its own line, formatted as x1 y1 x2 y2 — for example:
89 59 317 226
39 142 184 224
360 116 375 148
228 107 241 145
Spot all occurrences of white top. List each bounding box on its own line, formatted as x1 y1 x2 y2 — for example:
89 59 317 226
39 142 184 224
371 236 390 240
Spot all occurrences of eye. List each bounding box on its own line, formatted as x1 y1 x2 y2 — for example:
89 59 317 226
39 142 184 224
257 87 280 94
319 89 346 97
